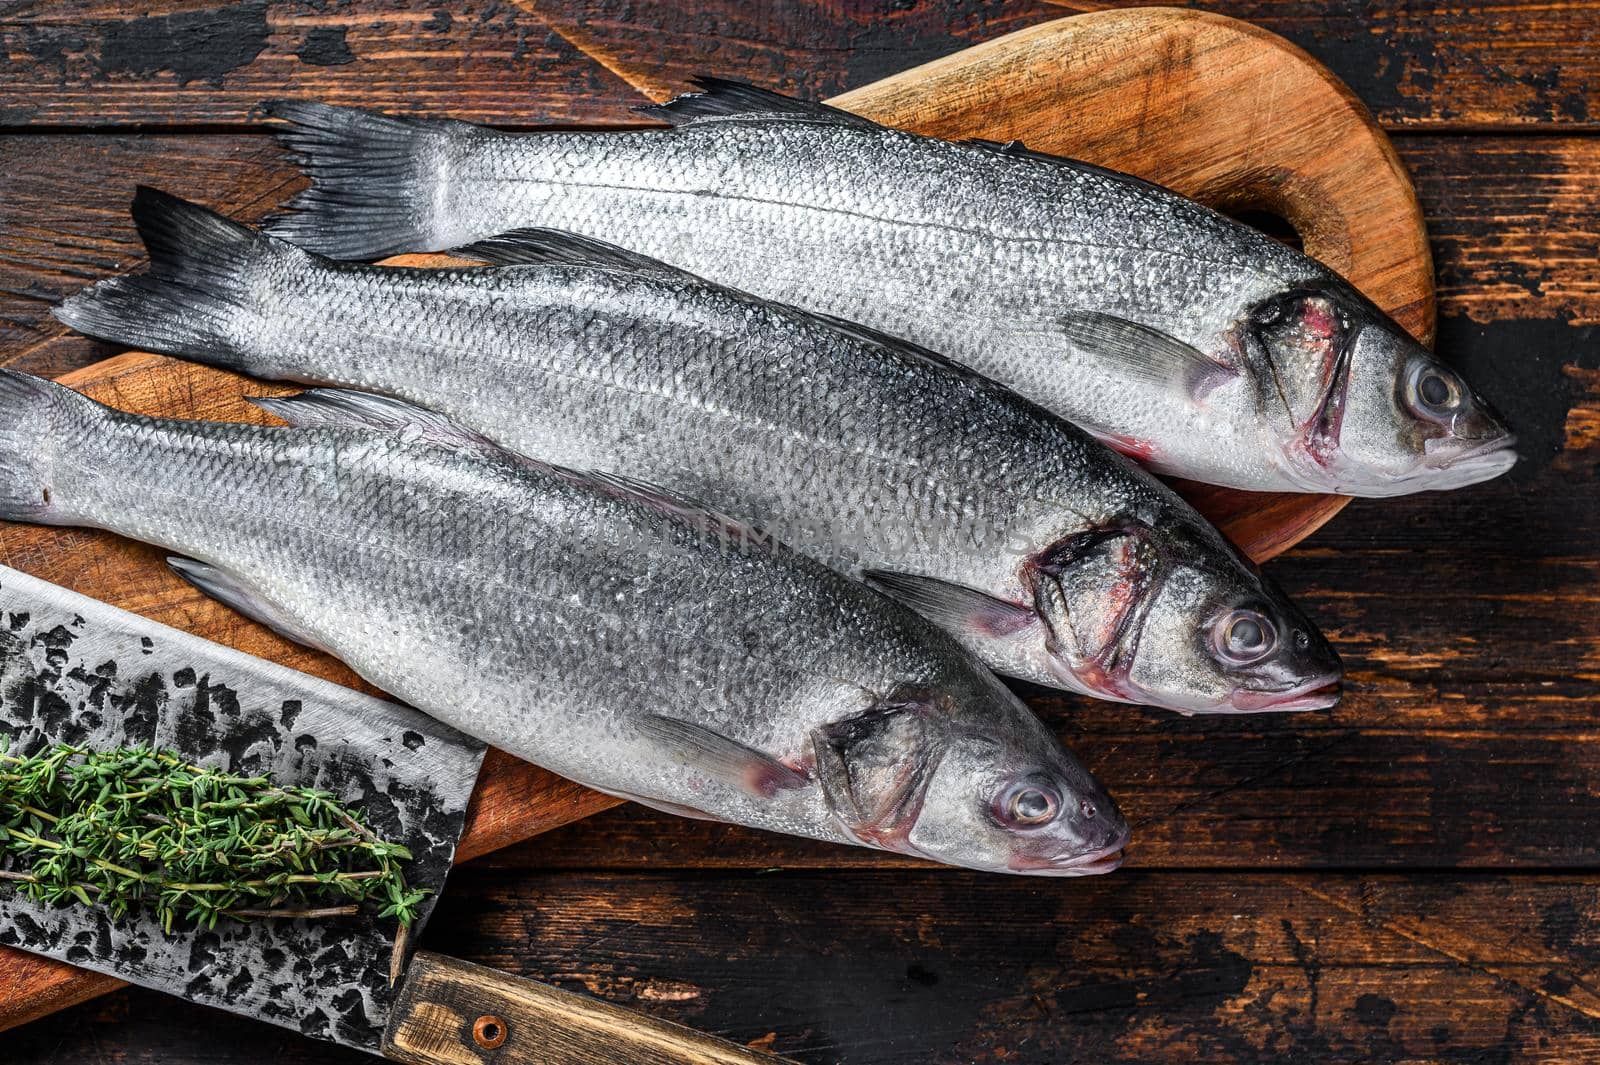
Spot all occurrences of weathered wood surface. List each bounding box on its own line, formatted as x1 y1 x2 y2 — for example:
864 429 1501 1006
0 1 1595 129
0 1 1596 1063
4 132 1593 376
10 872 1600 1063
384 951 794 1064
0 9 1438 1028
3 5 1445 563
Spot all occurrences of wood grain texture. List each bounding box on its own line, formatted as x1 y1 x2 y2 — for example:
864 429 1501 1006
0 20 1431 1022
1 132 1587 378
0 3 1594 1064
0 351 621 1033
0 1 1595 130
13 871 1600 1064
384 952 792 1064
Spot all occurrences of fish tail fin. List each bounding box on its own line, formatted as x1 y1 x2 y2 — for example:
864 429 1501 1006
264 100 485 259
0 370 103 524
55 187 292 376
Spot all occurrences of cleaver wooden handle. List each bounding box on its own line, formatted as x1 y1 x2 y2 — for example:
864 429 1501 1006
383 952 792 1065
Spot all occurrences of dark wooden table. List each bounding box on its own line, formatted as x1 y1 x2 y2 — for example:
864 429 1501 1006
1 2 1597 1062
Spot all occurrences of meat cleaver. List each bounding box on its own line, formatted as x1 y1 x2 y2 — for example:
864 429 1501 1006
0 565 784 1064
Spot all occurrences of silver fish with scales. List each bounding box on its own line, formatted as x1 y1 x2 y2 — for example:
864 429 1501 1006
260 80 1517 497
0 371 1126 876
58 189 1340 716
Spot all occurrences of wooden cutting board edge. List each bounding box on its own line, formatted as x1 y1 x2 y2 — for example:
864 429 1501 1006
0 5 1432 1031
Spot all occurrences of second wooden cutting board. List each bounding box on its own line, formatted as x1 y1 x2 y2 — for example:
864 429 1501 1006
0 6 1431 1032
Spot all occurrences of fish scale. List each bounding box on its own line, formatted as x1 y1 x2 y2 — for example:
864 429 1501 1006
255 82 1515 497
56 189 1343 716
0 369 1131 875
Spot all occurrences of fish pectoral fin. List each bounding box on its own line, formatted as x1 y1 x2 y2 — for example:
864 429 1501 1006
1035 312 1234 397
450 228 687 280
166 557 331 654
636 714 808 799
862 571 1037 640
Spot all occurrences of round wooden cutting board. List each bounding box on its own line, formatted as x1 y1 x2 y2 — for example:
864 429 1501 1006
0 7 1432 1031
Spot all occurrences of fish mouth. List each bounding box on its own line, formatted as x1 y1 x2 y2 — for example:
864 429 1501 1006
1009 837 1129 878
1230 672 1343 713
1419 433 1518 487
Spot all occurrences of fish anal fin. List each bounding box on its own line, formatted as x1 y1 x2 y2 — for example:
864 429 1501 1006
167 557 331 654
593 785 727 823
637 714 808 799
862 571 1037 640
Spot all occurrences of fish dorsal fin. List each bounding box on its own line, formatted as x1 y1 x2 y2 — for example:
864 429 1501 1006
449 228 689 280
254 391 774 548
964 138 1174 197
803 309 1002 390
249 388 499 449
1027 312 1235 398
642 76 880 130
637 714 809 799
578 470 775 551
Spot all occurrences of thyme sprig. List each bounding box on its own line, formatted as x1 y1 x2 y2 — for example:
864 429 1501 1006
0 741 429 934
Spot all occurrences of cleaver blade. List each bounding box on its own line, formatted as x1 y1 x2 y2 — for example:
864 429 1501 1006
0 564 485 1053
0 565 786 1064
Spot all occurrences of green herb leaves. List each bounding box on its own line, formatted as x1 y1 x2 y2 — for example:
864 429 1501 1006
0 741 427 933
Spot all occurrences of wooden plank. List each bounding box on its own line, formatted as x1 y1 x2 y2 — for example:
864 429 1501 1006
4 131 1596 375
0 134 1593 879
0 1 1596 130
10 871 1600 1063
383 952 791 1065
488 359 1600 871
0 9 1439 1028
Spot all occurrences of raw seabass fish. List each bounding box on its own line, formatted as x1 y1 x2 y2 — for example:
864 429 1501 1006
58 189 1342 715
0 370 1128 876
260 81 1516 497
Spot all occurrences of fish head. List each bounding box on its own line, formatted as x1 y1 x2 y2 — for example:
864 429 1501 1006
811 679 1127 876
1025 521 1342 714
1236 282 1516 496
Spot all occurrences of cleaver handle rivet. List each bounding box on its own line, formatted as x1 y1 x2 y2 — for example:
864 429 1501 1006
473 1014 509 1050
384 952 794 1063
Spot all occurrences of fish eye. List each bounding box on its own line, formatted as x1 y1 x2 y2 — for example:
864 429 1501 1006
1213 608 1277 666
996 780 1061 828
1404 360 1464 419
